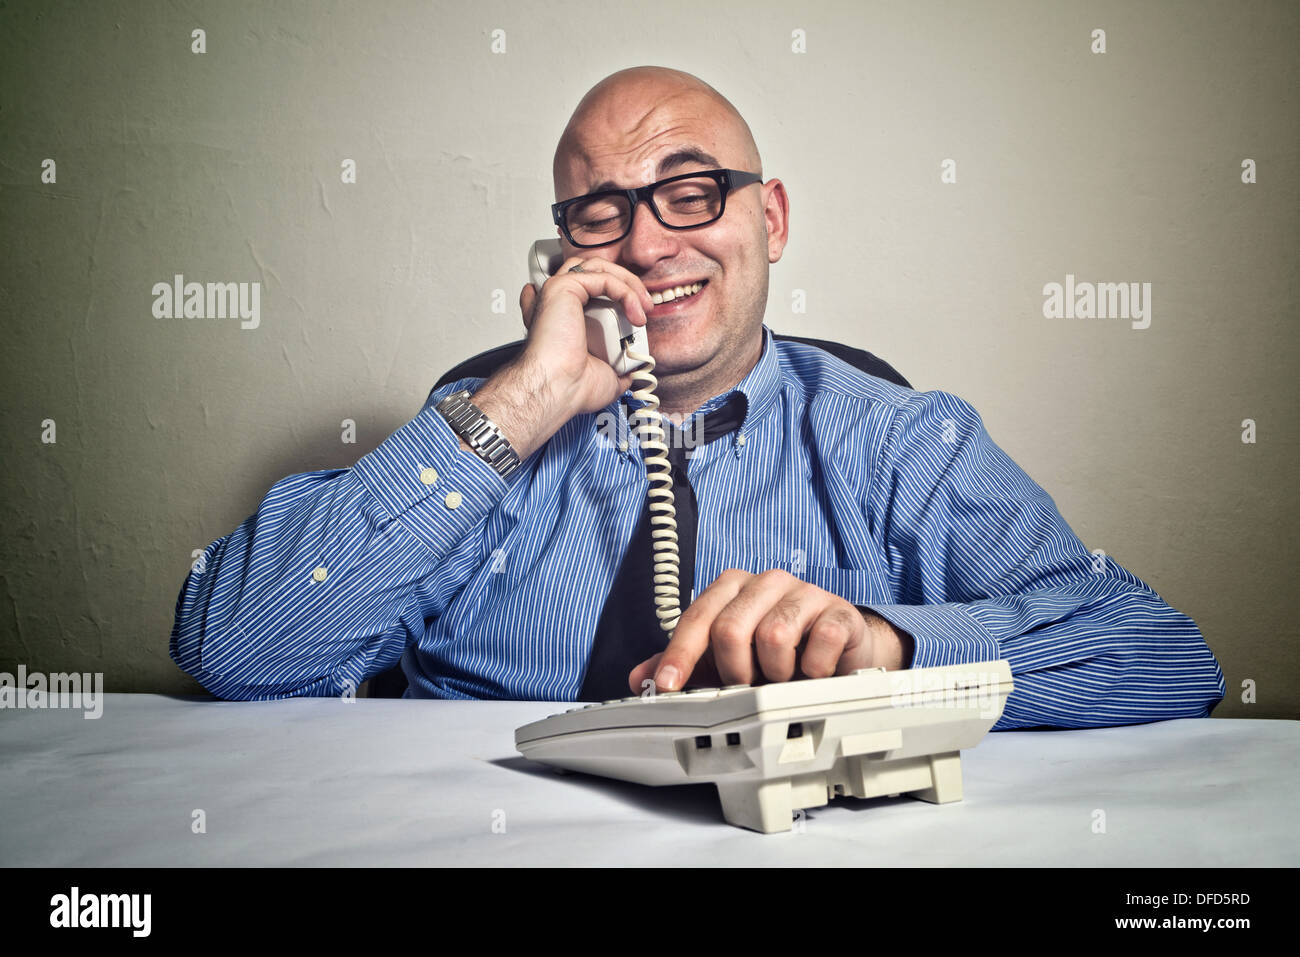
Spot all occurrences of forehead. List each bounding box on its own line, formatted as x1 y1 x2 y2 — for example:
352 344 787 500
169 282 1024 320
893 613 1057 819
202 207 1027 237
557 87 740 196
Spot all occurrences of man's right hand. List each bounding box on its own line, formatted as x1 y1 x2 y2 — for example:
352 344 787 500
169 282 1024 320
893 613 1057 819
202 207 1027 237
458 257 654 464
519 256 654 415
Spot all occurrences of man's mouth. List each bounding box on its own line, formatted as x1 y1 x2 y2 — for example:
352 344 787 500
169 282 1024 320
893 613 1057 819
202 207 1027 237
647 279 708 316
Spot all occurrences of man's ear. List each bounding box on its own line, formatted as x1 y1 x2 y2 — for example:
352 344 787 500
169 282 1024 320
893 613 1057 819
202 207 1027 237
762 178 790 263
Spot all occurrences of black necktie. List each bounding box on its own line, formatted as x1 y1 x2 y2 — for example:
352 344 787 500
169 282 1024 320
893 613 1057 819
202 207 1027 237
578 391 748 701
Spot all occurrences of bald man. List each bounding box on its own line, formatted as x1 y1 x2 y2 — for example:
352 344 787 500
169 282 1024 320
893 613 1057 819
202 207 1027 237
171 67 1224 729
477 66 912 691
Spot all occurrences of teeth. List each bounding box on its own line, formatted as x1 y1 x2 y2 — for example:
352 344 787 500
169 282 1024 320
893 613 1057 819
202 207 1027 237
650 281 705 305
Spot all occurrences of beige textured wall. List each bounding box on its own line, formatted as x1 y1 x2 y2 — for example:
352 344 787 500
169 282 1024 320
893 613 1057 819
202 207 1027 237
1 0 1296 716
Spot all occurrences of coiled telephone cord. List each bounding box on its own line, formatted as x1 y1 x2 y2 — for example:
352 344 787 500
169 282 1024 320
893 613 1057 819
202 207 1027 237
624 346 681 636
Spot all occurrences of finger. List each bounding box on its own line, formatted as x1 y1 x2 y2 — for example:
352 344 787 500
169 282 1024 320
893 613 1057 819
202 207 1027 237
655 569 750 691
519 282 538 331
563 257 655 311
686 647 721 688
631 646 723 695
804 604 865 678
560 258 654 323
628 652 664 695
753 582 832 681
708 570 802 685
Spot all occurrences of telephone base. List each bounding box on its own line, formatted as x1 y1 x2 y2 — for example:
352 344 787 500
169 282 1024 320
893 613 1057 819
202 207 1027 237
716 750 962 833
515 661 1013 834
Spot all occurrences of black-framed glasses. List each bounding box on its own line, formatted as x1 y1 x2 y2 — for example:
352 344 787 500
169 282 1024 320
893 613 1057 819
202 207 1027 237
552 168 763 248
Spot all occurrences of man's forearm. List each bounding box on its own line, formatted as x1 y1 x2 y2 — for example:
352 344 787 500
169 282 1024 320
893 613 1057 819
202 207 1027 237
172 385 508 699
461 357 575 462
863 582 1225 729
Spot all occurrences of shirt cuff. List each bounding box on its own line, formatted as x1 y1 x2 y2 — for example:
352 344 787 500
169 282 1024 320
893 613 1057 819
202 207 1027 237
860 602 1001 669
351 401 510 556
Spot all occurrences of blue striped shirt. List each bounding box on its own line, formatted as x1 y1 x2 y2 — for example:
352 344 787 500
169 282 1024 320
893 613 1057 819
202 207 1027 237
170 325 1225 728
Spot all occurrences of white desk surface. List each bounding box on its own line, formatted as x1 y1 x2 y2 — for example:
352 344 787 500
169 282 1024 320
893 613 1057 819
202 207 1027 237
1 694 1295 866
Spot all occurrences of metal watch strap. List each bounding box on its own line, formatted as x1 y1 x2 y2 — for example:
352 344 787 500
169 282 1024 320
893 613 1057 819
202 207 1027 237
436 389 521 479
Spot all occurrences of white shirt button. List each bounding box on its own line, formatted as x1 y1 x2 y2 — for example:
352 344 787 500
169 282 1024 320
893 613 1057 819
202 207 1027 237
444 491 463 510
311 566 328 582
736 434 747 447
419 467 438 485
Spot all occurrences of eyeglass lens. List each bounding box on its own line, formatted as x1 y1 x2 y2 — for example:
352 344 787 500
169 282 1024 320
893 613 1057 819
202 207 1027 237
565 176 724 245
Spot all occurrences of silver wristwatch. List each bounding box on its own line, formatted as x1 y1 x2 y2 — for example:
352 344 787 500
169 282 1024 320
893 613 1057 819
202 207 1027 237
436 389 521 479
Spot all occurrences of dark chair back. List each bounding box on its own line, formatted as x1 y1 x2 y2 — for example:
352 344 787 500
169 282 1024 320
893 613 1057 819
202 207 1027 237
429 334 910 393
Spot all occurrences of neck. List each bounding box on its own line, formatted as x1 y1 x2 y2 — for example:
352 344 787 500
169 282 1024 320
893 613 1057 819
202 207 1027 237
653 331 764 417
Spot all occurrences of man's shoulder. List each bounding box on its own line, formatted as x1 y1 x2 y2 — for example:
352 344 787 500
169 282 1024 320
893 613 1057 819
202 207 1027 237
771 333 915 411
769 336 989 445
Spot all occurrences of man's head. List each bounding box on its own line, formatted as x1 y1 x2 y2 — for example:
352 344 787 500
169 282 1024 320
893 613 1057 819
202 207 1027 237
552 66 789 409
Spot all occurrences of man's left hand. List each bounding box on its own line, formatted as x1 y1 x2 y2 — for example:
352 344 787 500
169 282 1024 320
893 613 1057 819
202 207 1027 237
628 568 914 694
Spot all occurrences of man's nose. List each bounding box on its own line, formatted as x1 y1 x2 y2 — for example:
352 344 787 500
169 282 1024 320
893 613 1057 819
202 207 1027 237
619 197 680 268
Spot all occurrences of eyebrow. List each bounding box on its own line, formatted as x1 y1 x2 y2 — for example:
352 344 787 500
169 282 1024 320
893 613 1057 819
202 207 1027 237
588 146 722 193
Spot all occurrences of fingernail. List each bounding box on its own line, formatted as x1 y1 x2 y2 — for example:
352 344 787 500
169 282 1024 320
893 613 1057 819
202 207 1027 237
656 665 680 690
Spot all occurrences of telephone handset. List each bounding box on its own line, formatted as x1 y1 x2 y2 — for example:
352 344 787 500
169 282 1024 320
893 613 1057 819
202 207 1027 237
527 238 684 641
527 239 650 375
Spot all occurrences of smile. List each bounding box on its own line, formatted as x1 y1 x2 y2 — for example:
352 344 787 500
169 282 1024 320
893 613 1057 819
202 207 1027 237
648 280 707 305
